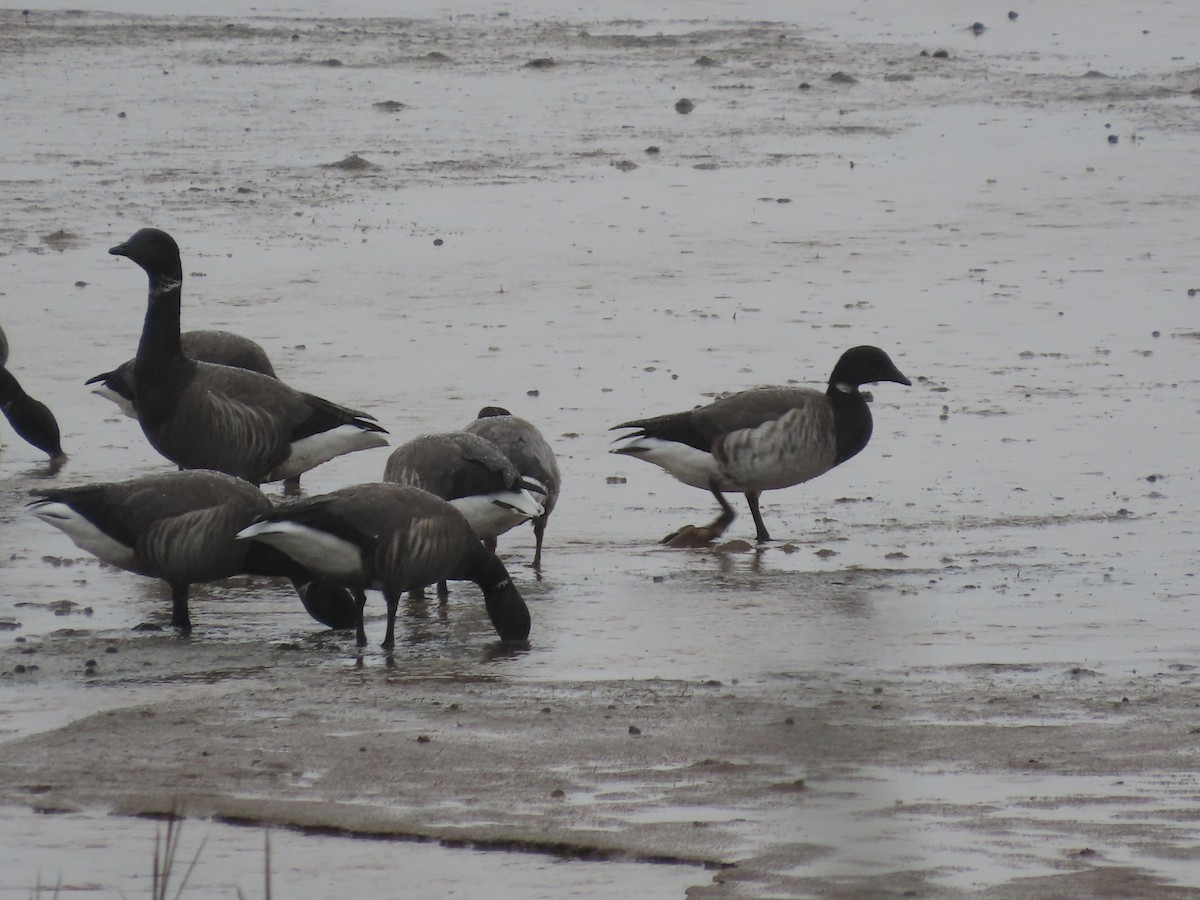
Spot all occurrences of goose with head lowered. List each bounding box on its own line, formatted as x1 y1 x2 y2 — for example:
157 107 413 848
87 329 277 419
383 431 545 544
382 430 544 597
463 406 561 569
29 470 358 634
236 483 531 650
0 366 67 472
108 228 388 485
610 345 910 546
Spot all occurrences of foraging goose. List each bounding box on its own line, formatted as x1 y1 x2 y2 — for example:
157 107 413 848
383 431 544 542
611 345 911 546
28 470 358 633
464 406 561 568
236 483 532 649
108 228 388 484
87 329 277 419
0 366 67 471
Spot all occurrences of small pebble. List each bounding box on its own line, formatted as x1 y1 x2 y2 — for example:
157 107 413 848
628 725 642 735
675 98 694 114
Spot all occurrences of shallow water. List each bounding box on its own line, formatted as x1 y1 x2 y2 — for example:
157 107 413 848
3 1 1200 896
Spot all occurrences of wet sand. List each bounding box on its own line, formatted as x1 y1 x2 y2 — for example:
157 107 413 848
2 3 1200 896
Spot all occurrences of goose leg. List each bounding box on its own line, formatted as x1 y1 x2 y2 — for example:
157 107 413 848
352 588 369 648
745 491 771 543
532 518 546 571
382 590 400 651
437 580 449 601
169 584 192 634
662 480 736 548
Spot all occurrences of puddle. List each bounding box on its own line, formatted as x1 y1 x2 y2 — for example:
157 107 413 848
0 806 704 899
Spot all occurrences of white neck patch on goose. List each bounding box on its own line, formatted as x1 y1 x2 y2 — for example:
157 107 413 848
152 277 182 297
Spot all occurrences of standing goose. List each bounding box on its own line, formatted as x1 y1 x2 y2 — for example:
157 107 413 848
236 483 532 649
464 406 561 569
0 366 67 471
383 431 544 597
28 470 358 633
383 431 544 542
87 329 277 419
610 345 911 546
108 228 388 484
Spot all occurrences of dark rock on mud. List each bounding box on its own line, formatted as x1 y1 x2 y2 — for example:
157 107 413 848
322 153 378 171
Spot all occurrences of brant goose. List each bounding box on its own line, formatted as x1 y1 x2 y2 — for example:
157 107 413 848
463 406 561 569
383 431 544 542
237 483 532 649
0 366 67 471
87 329 277 418
29 470 358 633
383 430 544 596
108 228 388 484
611 345 910 545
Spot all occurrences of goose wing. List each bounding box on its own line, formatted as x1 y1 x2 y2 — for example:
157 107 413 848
378 509 476 595
135 499 256 584
151 364 384 481
614 386 824 450
465 416 560 504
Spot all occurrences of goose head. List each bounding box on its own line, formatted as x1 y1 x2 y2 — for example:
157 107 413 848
830 346 911 391
110 228 183 282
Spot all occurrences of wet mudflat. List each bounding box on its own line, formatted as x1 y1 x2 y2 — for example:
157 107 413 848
2 2 1200 896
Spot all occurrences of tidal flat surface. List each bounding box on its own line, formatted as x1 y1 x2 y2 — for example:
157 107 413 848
2 2 1200 896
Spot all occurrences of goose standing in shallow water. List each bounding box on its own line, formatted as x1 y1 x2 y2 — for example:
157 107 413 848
383 431 544 544
236 483 531 650
29 470 358 633
611 345 911 546
87 329 277 419
0 366 67 472
383 431 543 597
108 228 388 484
463 406 561 569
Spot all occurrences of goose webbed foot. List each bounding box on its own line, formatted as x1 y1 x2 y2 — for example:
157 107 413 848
661 522 726 548
662 486 736 547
